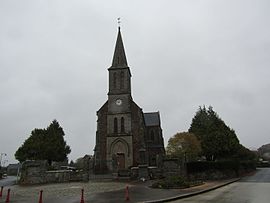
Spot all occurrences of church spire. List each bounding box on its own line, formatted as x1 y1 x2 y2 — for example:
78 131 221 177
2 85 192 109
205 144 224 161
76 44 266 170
111 27 128 68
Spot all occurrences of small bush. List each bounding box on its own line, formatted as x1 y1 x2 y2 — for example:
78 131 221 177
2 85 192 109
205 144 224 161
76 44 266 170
186 160 256 179
240 161 256 170
152 176 190 189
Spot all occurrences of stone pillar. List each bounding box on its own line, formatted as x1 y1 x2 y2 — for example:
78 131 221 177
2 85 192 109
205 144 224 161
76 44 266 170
139 148 146 165
138 164 149 180
138 148 149 180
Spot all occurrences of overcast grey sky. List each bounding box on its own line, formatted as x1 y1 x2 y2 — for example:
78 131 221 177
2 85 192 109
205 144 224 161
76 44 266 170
1 0 270 164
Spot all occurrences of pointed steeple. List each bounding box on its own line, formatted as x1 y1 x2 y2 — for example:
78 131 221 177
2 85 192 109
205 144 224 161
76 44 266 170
111 27 128 68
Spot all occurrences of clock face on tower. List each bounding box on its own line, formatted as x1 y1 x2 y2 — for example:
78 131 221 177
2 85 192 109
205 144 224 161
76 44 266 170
115 99 122 106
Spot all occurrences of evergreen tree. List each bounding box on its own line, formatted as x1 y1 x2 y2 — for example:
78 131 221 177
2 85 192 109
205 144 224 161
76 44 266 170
235 144 257 161
189 106 240 161
15 120 71 164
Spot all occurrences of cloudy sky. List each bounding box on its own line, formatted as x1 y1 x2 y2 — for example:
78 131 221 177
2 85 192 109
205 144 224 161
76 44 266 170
1 0 269 164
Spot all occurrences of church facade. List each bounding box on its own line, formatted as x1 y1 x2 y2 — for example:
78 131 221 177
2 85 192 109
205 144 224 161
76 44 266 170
94 28 165 173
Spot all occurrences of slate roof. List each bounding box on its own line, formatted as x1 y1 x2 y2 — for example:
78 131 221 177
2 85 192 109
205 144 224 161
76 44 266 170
144 112 160 127
110 27 128 68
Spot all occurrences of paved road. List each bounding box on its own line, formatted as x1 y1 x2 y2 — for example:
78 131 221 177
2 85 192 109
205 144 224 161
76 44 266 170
0 176 17 187
0 179 128 203
171 168 270 203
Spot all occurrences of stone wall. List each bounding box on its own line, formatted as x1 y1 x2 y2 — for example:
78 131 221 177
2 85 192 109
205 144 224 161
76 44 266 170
130 166 163 180
20 160 89 185
45 170 87 183
19 160 47 184
162 158 184 177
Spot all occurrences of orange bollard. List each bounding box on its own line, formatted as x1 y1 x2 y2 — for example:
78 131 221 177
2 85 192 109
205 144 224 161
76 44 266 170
5 188 10 203
80 188 85 203
0 186 3 197
38 190 43 203
125 185 130 201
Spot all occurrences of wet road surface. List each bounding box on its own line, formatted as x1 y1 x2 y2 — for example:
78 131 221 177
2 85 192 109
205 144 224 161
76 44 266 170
171 168 270 203
0 176 17 187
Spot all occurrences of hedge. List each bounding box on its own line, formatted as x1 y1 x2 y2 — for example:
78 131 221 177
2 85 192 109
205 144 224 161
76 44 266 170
187 160 256 174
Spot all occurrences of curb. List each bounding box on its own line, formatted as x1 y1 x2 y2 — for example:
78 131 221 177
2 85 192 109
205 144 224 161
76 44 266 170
142 178 240 203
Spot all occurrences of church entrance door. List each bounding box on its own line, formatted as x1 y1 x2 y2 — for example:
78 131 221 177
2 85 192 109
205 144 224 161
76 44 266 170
117 153 125 169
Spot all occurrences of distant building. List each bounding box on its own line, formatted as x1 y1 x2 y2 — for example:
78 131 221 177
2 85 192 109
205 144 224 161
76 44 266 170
93 27 165 173
7 163 21 176
258 143 270 161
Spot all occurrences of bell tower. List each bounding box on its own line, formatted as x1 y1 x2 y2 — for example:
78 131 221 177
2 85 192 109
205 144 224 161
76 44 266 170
94 25 165 174
106 27 133 171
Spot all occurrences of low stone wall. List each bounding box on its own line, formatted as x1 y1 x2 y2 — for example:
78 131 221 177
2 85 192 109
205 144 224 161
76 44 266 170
45 170 87 183
130 166 163 180
186 161 256 180
130 167 138 179
20 160 48 184
162 158 184 177
148 166 163 179
20 160 88 185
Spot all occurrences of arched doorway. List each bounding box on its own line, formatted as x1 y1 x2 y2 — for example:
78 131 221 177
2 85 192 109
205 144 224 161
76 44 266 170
110 138 130 170
116 153 125 169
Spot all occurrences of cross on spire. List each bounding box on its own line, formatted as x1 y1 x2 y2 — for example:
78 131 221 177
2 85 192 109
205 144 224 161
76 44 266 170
117 17 121 29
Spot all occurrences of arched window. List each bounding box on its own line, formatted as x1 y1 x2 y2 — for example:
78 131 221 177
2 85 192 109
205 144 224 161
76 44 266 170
114 118 118 133
121 117 125 133
113 72 117 89
120 71 124 89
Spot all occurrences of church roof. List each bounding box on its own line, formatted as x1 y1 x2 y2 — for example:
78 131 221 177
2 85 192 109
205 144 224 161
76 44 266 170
110 27 128 68
144 112 161 127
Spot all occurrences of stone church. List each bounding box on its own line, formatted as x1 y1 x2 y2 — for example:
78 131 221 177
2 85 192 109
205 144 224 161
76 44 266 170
94 27 165 173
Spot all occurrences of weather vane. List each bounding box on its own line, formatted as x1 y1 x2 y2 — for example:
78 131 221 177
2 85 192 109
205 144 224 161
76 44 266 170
117 17 121 28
